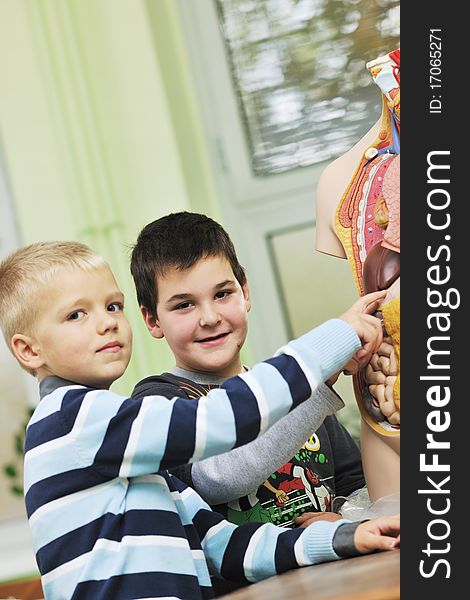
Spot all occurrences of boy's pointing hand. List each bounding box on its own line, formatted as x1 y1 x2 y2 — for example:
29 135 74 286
339 291 386 374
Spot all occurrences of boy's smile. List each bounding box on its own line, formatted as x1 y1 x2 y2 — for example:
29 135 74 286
27 264 132 389
196 332 230 346
144 255 251 378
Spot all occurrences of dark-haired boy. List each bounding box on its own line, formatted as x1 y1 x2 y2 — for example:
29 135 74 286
131 213 368 535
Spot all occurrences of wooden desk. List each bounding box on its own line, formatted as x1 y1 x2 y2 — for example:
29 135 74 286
0 576 43 599
221 550 400 600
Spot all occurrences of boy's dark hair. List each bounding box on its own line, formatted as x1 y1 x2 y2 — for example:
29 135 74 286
130 212 245 317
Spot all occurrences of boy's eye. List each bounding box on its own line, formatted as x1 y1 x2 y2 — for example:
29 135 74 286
67 310 85 321
108 302 123 312
175 301 193 311
215 290 231 300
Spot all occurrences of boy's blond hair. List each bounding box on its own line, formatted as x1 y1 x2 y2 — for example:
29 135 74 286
0 241 106 374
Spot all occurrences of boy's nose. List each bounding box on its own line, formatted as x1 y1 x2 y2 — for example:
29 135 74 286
199 306 221 327
98 312 119 333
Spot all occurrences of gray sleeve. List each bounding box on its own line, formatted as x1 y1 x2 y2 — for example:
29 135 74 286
332 521 364 557
191 383 344 504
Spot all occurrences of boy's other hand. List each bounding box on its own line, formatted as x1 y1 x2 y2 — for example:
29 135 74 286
339 291 386 374
295 511 343 527
354 514 400 553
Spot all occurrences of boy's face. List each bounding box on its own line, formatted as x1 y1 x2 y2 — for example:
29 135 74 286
19 264 132 389
144 255 251 378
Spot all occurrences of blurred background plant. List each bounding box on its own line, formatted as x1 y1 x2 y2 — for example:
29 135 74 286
2 407 34 497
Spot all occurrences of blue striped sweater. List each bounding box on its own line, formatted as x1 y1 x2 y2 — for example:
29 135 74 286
24 319 360 599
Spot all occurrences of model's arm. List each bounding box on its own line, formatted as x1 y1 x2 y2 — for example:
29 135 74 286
315 118 381 257
190 384 343 504
315 158 349 258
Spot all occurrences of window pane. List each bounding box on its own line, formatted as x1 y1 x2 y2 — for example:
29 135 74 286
216 0 400 175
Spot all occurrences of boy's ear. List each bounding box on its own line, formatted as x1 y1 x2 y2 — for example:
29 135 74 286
11 334 44 371
141 307 165 339
242 280 252 313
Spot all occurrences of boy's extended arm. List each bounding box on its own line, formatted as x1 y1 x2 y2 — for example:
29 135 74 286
184 482 344 582
189 384 343 504
129 319 359 473
177 480 398 583
25 319 360 493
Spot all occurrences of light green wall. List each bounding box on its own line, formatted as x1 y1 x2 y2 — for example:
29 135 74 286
145 0 221 220
0 0 250 394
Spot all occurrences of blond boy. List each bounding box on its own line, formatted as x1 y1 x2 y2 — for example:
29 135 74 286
0 241 398 600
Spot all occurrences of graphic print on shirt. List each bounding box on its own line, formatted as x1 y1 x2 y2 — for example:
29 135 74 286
227 433 334 528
